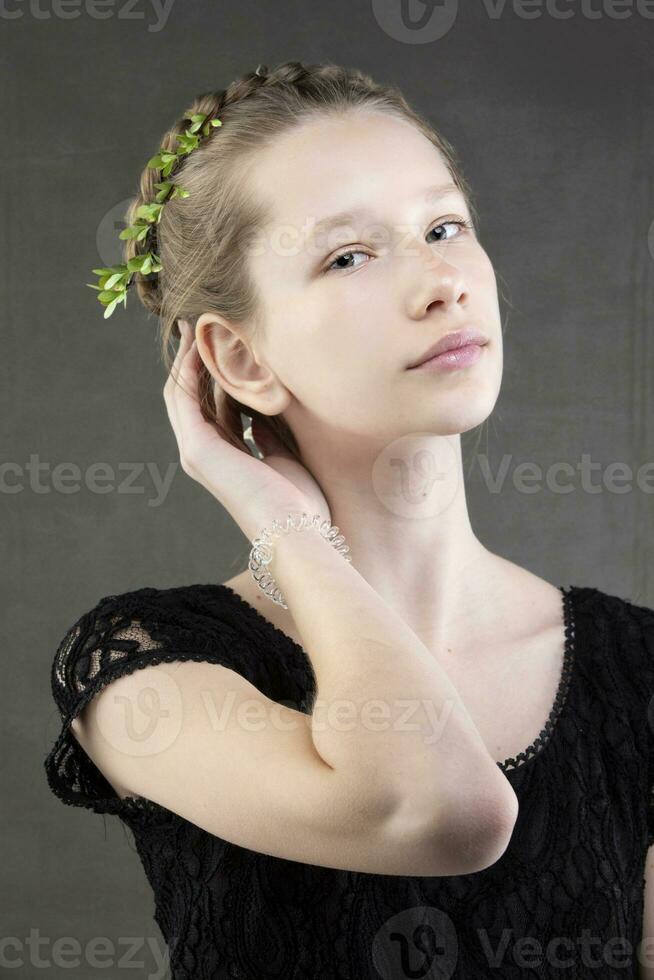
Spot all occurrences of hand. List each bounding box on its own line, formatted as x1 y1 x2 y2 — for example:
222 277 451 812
163 321 333 542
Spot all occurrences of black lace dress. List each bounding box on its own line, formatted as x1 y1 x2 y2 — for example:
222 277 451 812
44 582 654 979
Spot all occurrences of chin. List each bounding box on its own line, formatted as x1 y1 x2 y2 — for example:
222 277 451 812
435 416 491 437
431 394 498 436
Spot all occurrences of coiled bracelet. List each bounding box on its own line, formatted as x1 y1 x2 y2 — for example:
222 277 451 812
248 512 352 608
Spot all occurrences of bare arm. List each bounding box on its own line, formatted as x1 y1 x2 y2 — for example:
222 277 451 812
268 524 518 865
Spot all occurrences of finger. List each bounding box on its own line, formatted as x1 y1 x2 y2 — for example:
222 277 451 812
167 341 203 446
164 325 197 445
175 318 190 342
173 339 202 408
164 321 193 404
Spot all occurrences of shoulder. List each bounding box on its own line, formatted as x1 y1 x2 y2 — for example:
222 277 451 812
568 584 654 683
50 583 247 718
569 583 654 631
56 581 242 648
44 582 266 816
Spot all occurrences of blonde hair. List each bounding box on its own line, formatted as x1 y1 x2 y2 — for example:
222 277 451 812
124 59 479 463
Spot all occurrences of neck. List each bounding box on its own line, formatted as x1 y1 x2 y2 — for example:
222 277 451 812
295 431 504 652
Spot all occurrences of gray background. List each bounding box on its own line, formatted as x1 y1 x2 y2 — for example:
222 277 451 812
3 0 652 975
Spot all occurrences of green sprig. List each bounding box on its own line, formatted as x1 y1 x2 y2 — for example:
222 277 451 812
87 111 222 317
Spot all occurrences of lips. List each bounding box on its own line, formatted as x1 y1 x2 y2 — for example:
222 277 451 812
407 328 489 369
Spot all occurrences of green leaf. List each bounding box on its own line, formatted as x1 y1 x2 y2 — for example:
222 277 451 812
119 224 145 240
176 132 200 155
135 203 162 223
147 150 178 173
184 112 207 134
90 107 224 317
154 181 174 203
202 117 223 136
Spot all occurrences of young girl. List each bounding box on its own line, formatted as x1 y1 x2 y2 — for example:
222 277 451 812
44 60 654 978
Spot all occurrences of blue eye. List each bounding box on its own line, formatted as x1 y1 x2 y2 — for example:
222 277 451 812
322 218 473 274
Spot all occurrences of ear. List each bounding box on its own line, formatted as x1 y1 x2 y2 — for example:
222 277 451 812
195 312 290 418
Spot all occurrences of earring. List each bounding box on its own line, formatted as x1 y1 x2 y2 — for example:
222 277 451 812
242 414 264 460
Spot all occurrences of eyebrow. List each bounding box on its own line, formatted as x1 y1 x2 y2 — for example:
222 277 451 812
304 181 463 244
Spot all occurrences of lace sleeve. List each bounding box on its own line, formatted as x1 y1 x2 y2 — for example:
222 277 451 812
43 590 246 817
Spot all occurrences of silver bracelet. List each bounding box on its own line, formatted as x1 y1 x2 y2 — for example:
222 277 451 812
248 511 352 608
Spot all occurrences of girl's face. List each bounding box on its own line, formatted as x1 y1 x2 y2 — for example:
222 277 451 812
243 110 504 452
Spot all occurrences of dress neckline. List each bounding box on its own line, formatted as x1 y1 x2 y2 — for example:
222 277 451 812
211 581 578 777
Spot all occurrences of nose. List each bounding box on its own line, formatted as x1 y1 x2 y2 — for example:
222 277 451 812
407 241 468 318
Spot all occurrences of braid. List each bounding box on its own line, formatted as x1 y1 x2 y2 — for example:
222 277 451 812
123 90 227 316
121 63 307 316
